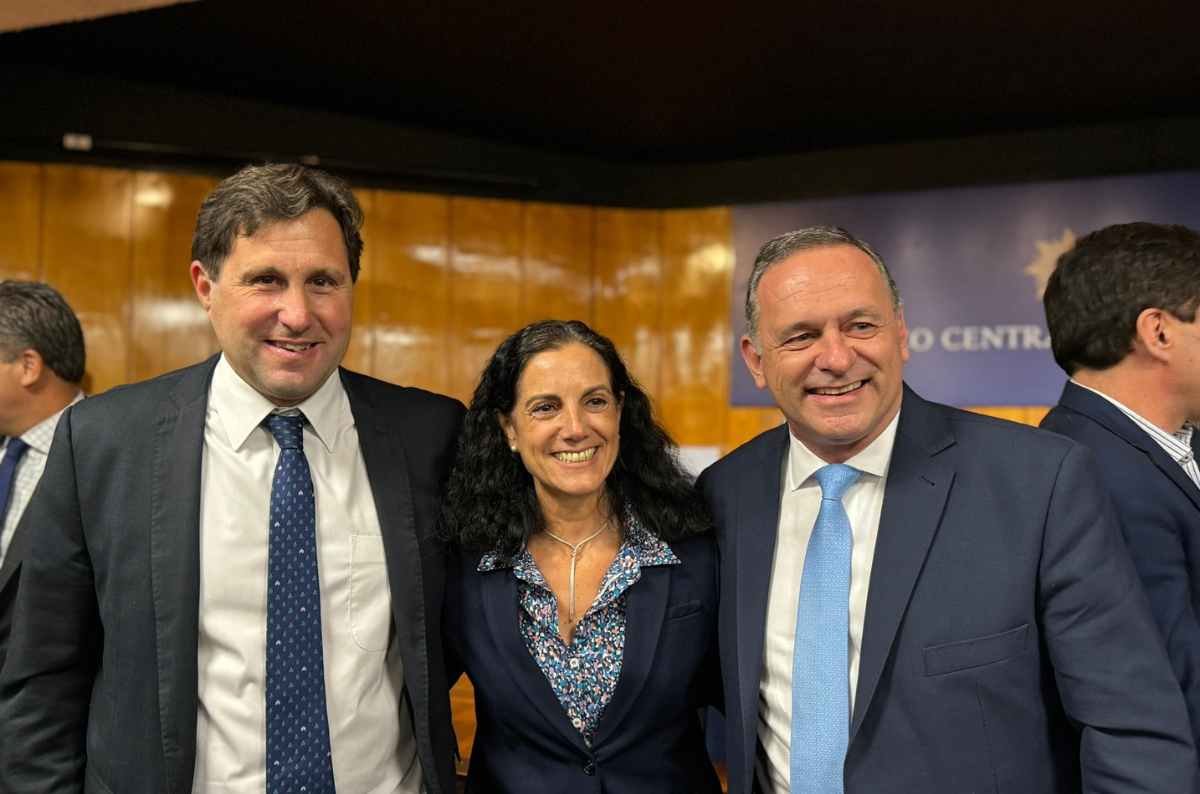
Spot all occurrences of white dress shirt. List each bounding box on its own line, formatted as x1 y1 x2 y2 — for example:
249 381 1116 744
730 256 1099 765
1072 379 1200 489
192 356 421 793
756 412 900 793
0 391 84 568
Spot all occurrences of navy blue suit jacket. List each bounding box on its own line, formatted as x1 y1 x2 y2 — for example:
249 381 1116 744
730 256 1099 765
444 533 722 794
699 386 1196 794
1042 380 1200 743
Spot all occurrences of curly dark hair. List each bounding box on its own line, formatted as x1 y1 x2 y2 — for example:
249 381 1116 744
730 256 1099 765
1044 222 1200 375
442 319 710 557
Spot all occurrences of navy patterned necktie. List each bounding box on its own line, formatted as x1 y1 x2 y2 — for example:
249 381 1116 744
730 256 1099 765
263 413 336 793
0 437 30 528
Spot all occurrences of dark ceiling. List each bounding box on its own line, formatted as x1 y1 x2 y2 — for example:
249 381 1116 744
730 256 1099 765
4 0 1200 166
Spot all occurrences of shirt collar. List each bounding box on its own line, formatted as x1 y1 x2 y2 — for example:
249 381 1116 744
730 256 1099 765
477 513 680 572
787 408 900 491
12 391 84 455
209 354 347 453
1071 379 1195 462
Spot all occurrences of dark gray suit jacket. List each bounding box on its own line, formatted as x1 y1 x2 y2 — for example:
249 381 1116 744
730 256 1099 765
700 386 1197 794
0 356 464 794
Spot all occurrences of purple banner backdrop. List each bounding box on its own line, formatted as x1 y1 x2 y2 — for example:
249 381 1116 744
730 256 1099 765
730 170 1200 407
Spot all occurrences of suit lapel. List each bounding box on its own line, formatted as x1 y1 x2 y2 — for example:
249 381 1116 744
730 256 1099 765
850 390 954 742
592 562 670 745
150 357 216 793
735 426 789 776
341 371 430 704
0 449 37 593
0 435 22 592
1059 382 1200 512
479 565 590 752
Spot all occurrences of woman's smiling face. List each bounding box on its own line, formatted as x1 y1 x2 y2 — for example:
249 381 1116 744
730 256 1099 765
499 342 622 508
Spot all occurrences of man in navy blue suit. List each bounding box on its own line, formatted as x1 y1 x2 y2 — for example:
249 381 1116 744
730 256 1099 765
698 225 1195 793
1041 221 1200 747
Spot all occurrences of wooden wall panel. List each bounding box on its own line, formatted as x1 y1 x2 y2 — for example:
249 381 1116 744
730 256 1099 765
967 405 1049 427
366 191 452 393
592 209 662 400
448 197 524 403
0 162 42 281
129 171 219 381
520 202 593 327
40 165 133 394
341 188 376 375
658 208 735 446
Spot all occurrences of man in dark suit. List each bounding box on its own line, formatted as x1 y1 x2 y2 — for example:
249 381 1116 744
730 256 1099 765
0 280 86 672
0 165 464 794
699 225 1196 793
1040 221 1200 746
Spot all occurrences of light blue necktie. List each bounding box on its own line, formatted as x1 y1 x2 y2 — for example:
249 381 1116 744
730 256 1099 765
264 413 336 794
790 463 861 793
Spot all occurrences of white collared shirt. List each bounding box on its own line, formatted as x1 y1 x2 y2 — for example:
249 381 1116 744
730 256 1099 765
0 391 84 568
1071 380 1200 490
756 412 900 793
193 355 421 793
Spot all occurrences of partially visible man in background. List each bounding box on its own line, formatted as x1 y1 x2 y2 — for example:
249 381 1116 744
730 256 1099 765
1042 221 1200 744
0 280 85 672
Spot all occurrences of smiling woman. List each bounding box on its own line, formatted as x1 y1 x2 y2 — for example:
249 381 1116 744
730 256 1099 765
441 319 722 794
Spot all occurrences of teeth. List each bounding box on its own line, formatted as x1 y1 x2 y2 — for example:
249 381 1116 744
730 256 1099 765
273 341 313 352
812 381 863 396
554 448 597 463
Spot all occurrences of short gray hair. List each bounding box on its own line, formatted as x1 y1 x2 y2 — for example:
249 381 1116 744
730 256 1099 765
744 225 900 343
191 163 364 280
0 280 86 383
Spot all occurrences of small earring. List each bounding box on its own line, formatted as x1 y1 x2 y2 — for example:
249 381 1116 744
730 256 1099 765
510 445 518 453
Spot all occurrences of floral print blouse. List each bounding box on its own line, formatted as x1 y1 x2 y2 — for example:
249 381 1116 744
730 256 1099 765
477 518 679 745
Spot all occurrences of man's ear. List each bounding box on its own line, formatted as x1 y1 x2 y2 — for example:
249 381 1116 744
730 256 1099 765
190 261 214 312
740 334 768 390
16 349 43 388
1134 308 1171 362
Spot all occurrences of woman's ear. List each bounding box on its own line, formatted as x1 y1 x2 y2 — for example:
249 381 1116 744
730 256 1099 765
497 411 517 451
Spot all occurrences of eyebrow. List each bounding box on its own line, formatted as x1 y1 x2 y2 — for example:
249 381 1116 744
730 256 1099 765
238 265 345 282
521 384 613 409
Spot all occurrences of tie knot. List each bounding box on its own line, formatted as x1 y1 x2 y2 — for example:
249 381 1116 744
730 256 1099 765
264 413 305 450
3 437 30 464
813 463 860 501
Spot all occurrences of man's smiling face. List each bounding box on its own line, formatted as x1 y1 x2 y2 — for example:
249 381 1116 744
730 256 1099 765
191 208 353 406
741 244 909 463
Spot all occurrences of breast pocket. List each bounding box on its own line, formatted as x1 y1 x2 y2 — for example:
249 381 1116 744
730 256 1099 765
923 623 1029 676
349 534 391 652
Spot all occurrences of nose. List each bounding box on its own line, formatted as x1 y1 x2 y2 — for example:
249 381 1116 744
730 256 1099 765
560 404 587 440
277 285 313 332
814 330 856 373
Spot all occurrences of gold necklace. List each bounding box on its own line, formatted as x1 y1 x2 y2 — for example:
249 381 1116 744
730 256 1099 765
541 519 611 624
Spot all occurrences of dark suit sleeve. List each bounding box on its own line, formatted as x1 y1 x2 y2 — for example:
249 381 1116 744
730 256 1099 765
0 408 98 792
1038 444 1197 791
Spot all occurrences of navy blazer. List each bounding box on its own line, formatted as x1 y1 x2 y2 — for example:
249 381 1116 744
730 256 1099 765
0 357 464 794
1042 380 1200 743
444 532 722 794
700 386 1196 794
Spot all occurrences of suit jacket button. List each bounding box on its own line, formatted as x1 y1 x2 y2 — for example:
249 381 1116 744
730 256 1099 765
583 760 595 776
